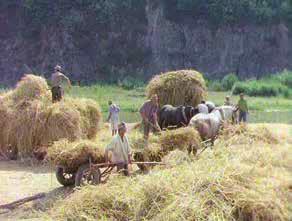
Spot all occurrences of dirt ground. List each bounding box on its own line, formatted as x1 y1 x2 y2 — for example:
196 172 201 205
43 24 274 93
0 162 59 205
0 123 290 220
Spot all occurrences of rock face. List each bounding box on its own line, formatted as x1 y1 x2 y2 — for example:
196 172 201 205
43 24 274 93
0 1 291 85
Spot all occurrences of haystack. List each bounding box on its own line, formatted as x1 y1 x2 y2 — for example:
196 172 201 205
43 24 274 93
65 98 102 139
146 70 207 107
38 103 83 146
0 74 102 159
0 99 12 155
47 139 105 171
7 100 45 158
6 74 50 104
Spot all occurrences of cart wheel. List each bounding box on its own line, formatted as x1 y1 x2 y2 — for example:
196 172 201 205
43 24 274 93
75 164 101 187
56 167 76 186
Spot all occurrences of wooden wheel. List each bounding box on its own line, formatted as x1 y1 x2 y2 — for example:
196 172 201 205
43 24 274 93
55 166 76 186
75 164 101 187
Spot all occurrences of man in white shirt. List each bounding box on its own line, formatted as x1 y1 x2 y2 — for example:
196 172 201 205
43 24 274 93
105 122 131 176
107 101 121 136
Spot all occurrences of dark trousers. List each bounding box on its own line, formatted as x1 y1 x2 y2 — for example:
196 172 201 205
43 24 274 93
116 163 129 176
51 86 63 103
239 111 247 122
143 120 159 138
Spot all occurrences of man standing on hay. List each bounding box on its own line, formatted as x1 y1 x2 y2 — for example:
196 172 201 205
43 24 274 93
51 65 71 103
107 101 121 136
224 96 232 106
105 122 131 176
237 93 248 123
140 94 161 140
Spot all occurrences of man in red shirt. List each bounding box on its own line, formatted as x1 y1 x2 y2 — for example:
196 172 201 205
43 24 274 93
139 94 161 140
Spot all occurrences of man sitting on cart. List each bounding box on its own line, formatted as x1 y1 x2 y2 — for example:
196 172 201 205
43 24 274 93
105 122 132 176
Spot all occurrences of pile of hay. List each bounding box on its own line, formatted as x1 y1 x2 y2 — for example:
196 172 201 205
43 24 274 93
146 70 207 107
133 127 202 163
5 74 50 104
219 123 279 145
0 74 102 159
47 139 105 172
48 134 291 221
159 127 201 154
0 100 12 155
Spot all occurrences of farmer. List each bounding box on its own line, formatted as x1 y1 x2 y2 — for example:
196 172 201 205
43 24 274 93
51 65 71 103
139 94 161 140
224 96 232 106
105 122 131 176
107 101 120 136
237 93 248 123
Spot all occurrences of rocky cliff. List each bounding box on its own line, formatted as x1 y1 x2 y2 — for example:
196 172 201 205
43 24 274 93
0 0 291 85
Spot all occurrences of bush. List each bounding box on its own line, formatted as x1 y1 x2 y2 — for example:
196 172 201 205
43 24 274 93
277 71 292 88
221 74 239 91
163 0 292 25
232 81 287 97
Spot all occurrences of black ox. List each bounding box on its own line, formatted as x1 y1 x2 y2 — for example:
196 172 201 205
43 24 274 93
159 105 199 130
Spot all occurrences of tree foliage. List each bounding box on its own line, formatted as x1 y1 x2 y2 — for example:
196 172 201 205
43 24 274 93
1 0 292 27
164 0 292 24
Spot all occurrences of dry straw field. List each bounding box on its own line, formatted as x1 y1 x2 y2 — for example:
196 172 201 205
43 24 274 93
45 123 291 221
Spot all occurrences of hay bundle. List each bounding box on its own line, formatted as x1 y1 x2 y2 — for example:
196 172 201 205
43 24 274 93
132 137 163 163
38 103 83 146
133 127 202 164
7 74 50 103
0 99 12 155
47 139 105 171
7 100 45 158
146 70 207 107
159 127 201 154
66 98 102 139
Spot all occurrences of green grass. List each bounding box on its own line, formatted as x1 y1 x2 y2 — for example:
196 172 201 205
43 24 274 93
68 85 292 112
66 85 292 124
68 85 145 113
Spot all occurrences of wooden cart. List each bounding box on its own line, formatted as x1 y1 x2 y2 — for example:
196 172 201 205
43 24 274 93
56 159 165 187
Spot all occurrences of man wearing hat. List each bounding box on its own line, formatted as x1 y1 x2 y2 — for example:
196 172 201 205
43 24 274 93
224 96 232 106
105 122 132 176
51 65 71 103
